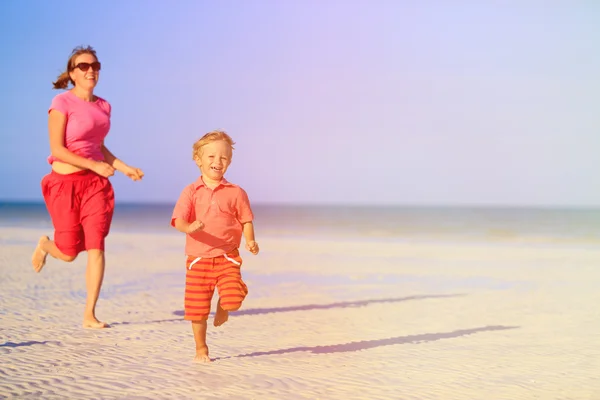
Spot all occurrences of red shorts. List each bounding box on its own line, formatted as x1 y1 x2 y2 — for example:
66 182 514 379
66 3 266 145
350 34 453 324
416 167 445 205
41 170 115 257
184 249 248 321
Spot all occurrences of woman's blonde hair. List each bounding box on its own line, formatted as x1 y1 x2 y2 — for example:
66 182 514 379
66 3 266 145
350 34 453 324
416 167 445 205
192 130 236 159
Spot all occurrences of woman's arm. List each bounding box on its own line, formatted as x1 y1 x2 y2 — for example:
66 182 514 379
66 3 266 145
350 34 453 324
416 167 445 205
101 144 144 181
101 144 128 172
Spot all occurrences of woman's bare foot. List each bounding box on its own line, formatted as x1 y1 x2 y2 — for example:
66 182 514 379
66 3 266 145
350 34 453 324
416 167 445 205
82 319 110 329
31 236 49 273
194 345 211 363
213 299 229 327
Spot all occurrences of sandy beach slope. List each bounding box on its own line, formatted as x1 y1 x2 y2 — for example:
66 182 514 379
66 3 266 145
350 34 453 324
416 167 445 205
1 227 599 399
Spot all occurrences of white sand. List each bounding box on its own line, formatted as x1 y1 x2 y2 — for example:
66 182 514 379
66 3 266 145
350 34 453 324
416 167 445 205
1 227 600 399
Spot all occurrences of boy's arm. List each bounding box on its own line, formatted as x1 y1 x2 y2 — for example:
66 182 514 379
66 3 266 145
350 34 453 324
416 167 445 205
174 218 204 234
242 222 259 255
171 186 203 234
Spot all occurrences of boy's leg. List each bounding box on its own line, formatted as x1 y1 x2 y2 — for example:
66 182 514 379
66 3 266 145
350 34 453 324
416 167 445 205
192 320 210 362
214 298 229 327
214 251 248 327
185 256 215 360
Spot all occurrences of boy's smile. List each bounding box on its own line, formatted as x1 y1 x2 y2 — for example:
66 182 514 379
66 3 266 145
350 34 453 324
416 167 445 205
195 140 232 185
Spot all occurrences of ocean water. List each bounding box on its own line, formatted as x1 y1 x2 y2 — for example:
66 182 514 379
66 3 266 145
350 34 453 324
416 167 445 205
1 202 600 245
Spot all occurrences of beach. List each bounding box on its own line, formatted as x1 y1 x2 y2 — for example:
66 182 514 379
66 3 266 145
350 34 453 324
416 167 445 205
1 225 599 400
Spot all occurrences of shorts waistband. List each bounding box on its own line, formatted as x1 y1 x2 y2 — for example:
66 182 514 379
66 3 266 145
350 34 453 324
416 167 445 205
49 169 99 181
187 248 239 260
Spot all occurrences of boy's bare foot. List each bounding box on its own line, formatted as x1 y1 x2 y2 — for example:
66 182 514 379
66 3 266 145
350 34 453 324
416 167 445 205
31 236 49 273
213 299 229 327
82 319 110 329
194 345 211 363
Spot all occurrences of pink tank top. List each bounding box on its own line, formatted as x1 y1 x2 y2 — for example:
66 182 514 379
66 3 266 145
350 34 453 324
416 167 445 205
47 91 111 164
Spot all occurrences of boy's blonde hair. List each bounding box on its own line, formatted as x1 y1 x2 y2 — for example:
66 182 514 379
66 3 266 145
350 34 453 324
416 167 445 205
192 130 236 159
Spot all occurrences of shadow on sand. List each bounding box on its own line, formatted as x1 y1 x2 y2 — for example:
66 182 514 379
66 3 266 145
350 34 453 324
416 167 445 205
110 293 465 326
0 340 60 348
214 325 519 360
111 293 465 326
174 293 466 317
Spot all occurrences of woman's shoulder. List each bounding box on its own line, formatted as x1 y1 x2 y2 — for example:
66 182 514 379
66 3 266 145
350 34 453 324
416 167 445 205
49 91 112 115
49 91 73 114
52 91 71 99
50 90 72 104
94 94 109 103
94 95 112 115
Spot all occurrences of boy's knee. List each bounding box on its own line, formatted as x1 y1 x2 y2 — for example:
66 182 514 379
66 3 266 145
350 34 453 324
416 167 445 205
221 301 243 312
224 304 242 312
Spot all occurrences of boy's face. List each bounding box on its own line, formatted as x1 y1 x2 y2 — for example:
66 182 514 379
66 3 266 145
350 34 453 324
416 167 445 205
194 140 232 182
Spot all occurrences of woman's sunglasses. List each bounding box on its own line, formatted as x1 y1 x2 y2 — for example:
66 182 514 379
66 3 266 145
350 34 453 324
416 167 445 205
73 62 102 72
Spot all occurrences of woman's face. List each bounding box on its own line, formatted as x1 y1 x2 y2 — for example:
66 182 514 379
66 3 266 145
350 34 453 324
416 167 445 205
69 53 100 91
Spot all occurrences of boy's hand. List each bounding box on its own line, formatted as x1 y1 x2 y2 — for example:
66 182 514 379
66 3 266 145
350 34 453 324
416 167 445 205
245 240 259 255
186 221 205 234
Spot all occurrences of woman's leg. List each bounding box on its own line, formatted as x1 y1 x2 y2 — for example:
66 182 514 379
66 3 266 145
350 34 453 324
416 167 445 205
80 175 114 329
32 236 78 272
34 173 81 271
82 249 108 328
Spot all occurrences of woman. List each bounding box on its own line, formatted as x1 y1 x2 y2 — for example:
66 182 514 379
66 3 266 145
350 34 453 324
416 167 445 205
31 46 144 329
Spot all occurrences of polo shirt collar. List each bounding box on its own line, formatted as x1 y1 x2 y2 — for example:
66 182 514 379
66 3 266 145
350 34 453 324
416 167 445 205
194 176 232 190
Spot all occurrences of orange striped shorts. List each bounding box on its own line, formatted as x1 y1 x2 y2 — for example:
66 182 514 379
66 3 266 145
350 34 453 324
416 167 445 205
184 249 248 321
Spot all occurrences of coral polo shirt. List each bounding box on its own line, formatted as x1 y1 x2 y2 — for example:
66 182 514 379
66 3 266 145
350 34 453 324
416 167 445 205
171 176 254 258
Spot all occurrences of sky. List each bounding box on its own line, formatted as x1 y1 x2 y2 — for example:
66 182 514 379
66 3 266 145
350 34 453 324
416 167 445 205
0 1 599 207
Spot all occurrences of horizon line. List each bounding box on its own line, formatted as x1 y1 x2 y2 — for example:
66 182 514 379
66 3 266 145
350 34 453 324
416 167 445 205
0 200 599 211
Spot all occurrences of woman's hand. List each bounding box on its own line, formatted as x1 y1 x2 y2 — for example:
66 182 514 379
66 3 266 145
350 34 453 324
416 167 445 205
91 161 115 178
122 165 144 181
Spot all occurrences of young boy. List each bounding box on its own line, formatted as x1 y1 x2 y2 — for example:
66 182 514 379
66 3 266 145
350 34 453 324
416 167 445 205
171 130 259 362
